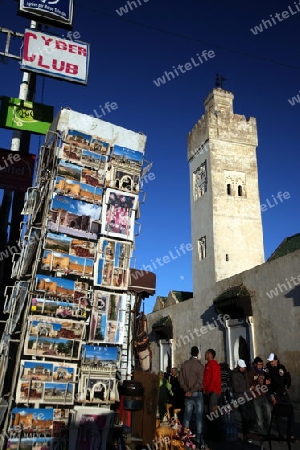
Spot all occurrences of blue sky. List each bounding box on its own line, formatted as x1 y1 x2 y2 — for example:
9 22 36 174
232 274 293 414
1 0 300 313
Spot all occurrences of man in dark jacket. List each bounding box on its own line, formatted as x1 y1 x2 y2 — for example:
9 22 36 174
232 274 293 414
178 346 209 450
249 357 271 434
266 353 297 441
231 359 255 440
266 353 291 405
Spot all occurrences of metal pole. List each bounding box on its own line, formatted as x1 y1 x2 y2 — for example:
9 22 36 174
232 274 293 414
0 20 38 296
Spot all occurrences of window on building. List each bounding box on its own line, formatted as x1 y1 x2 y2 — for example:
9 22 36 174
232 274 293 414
198 236 206 260
238 185 243 196
194 161 207 200
226 254 229 261
227 184 231 195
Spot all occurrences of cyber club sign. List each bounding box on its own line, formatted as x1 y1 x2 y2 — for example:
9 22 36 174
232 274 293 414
20 29 89 85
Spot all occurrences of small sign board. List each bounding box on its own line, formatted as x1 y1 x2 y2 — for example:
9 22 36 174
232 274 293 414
0 148 35 192
21 29 89 85
0 96 53 134
19 0 74 29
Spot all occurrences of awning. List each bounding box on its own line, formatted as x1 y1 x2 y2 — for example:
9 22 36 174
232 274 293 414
128 269 156 297
213 284 252 318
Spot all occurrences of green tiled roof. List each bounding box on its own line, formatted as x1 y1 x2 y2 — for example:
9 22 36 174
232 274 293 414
213 284 250 303
171 291 193 302
152 315 172 328
213 284 252 317
268 233 300 261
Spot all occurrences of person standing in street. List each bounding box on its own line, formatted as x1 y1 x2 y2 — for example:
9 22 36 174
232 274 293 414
249 356 271 435
178 346 210 450
266 352 298 442
203 349 221 440
232 359 255 441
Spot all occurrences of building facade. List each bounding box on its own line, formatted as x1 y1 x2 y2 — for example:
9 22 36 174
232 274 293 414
147 88 300 401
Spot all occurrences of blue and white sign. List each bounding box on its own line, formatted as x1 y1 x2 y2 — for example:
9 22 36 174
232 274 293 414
19 0 74 29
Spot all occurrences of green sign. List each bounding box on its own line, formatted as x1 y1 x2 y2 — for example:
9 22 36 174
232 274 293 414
0 96 54 134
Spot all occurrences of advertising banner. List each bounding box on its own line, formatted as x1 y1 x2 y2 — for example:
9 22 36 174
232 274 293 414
0 96 53 134
19 0 74 29
0 148 35 191
21 29 89 85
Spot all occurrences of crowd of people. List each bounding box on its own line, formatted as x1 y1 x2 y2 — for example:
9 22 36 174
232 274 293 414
157 347 297 450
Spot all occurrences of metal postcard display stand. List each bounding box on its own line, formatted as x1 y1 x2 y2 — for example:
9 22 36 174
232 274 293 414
0 108 147 449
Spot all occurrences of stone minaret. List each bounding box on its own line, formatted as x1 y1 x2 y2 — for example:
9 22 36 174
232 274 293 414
188 88 264 297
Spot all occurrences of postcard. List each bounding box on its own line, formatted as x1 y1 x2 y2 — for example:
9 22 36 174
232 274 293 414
20 361 53 382
94 239 132 290
43 383 74 404
78 375 116 403
7 437 52 449
65 129 92 150
106 167 140 194
54 175 103 205
47 194 101 240
81 345 119 373
28 316 86 341
9 407 53 436
44 233 96 259
101 189 137 241
35 274 90 301
24 335 81 360
111 144 144 166
89 310 107 342
41 250 94 278
90 137 111 155
53 363 76 383
31 298 88 320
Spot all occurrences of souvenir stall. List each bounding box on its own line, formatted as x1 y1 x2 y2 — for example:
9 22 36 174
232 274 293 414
0 109 152 449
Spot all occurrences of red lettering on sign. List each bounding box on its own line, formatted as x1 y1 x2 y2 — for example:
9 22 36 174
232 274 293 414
77 47 87 56
56 40 68 51
37 55 50 69
53 60 65 72
23 32 37 62
68 44 77 54
66 63 79 75
41 36 53 46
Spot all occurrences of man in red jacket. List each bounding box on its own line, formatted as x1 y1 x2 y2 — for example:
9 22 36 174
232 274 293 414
203 349 222 441
203 349 221 413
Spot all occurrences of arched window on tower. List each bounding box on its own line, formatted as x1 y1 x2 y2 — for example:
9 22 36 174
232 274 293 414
227 184 231 195
198 236 206 261
238 185 243 196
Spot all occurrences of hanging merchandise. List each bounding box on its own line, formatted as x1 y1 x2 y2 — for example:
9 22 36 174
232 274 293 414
134 312 152 372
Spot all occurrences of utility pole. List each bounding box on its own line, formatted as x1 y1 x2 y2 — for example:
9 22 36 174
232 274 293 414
0 22 38 303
